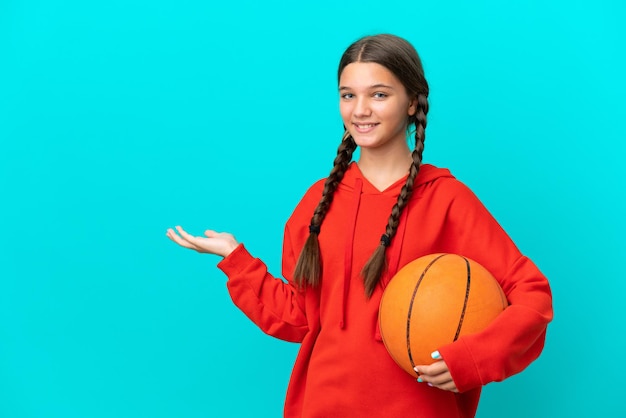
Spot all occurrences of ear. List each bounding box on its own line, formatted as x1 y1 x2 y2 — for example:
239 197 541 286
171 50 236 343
407 97 418 116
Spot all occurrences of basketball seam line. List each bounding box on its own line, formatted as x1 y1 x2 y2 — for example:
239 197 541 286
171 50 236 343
406 253 448 371
453 257 471 342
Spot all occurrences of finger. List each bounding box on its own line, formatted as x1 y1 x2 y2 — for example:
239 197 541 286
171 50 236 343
429 383 458 393
166 228 182 242
204 230 219 238
168 234 197 250
426 371 453 386
415 367 449 383
414 360 459 393
176 226 200 243
416 372 458 392
167 228 200 250
414 361 448 377
431 380 458 393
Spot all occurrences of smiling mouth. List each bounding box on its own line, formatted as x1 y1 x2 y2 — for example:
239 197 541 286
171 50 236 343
353 123 379 132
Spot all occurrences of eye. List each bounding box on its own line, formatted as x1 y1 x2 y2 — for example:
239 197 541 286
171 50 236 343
373 92 388 99
341 93 354 100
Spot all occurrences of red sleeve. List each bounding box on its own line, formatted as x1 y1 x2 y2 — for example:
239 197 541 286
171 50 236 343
435 180 553 392
217 224 308 343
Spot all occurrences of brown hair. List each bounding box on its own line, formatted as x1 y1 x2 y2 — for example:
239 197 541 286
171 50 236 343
294 34 429 297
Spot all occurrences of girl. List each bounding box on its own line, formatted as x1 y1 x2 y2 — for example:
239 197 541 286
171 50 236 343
166 34 553 418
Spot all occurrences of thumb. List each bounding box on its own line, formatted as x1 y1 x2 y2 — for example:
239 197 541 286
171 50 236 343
204 230 219 238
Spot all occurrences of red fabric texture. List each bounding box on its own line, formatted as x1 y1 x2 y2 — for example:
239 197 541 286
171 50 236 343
218 162 553 418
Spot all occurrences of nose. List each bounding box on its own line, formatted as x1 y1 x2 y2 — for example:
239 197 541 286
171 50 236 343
354 97 371 118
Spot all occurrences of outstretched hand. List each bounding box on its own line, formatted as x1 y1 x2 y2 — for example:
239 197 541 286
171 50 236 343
414 351 458 393
166 226 239 258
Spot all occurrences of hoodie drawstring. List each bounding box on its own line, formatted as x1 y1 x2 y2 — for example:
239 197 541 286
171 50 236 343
381 202 410 290
340 178 362 329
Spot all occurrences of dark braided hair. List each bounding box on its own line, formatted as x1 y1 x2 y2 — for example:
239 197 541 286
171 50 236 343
294 34 429 297
293 132 357 288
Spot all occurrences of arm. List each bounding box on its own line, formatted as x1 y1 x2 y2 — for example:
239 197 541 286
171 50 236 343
418 181 553 392
218 225 309 342
166 225 309 343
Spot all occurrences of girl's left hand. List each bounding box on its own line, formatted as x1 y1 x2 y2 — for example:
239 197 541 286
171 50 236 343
414 352 458 393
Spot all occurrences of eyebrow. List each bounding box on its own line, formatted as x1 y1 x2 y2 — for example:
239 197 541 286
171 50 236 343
339 83 395 91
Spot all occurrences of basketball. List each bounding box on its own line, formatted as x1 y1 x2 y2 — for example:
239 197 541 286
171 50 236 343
378 253 508 376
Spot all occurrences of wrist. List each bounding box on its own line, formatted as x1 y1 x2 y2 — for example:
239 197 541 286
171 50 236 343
222 241 240 258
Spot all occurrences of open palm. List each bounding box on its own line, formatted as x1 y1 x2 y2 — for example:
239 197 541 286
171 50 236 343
166 226 239 258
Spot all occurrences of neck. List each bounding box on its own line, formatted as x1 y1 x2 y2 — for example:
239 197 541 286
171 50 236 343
357 143 414 191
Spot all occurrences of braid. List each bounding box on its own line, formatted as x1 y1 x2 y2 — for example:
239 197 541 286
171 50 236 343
414 93 428 151
293 133 357 288
361 94 428 297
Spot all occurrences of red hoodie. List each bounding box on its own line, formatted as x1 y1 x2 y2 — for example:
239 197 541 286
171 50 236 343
218 162 553 418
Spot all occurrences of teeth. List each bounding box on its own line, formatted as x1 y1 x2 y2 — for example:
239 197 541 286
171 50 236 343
356 124 375 128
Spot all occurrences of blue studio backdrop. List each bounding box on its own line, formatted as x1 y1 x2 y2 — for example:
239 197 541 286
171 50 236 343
1 1 624 417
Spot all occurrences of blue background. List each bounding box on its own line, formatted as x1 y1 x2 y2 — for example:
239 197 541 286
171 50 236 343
1 0 624 417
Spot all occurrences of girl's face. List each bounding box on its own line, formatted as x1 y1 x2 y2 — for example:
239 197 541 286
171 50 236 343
339 62 416 152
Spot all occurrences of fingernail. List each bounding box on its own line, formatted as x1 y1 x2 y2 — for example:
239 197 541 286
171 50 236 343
427 383 433 387
417 377 423 383
413 366 419 373
431 350 441 360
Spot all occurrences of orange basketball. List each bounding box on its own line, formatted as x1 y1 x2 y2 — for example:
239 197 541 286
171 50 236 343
379 253 508 376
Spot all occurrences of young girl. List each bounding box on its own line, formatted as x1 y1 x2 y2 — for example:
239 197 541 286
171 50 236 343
166 34 553 418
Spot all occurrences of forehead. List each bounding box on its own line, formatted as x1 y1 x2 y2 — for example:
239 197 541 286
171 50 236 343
339 62 402 89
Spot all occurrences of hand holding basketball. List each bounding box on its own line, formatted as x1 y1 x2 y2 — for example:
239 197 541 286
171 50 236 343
166 226 239 257
414 352 458 392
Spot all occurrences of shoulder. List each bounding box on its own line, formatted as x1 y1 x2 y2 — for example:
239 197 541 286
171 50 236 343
285 178 325 226
299 178 326 208
415 164 479 202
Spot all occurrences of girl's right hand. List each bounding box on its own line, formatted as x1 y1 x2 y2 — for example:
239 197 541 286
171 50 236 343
166 226 239 258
